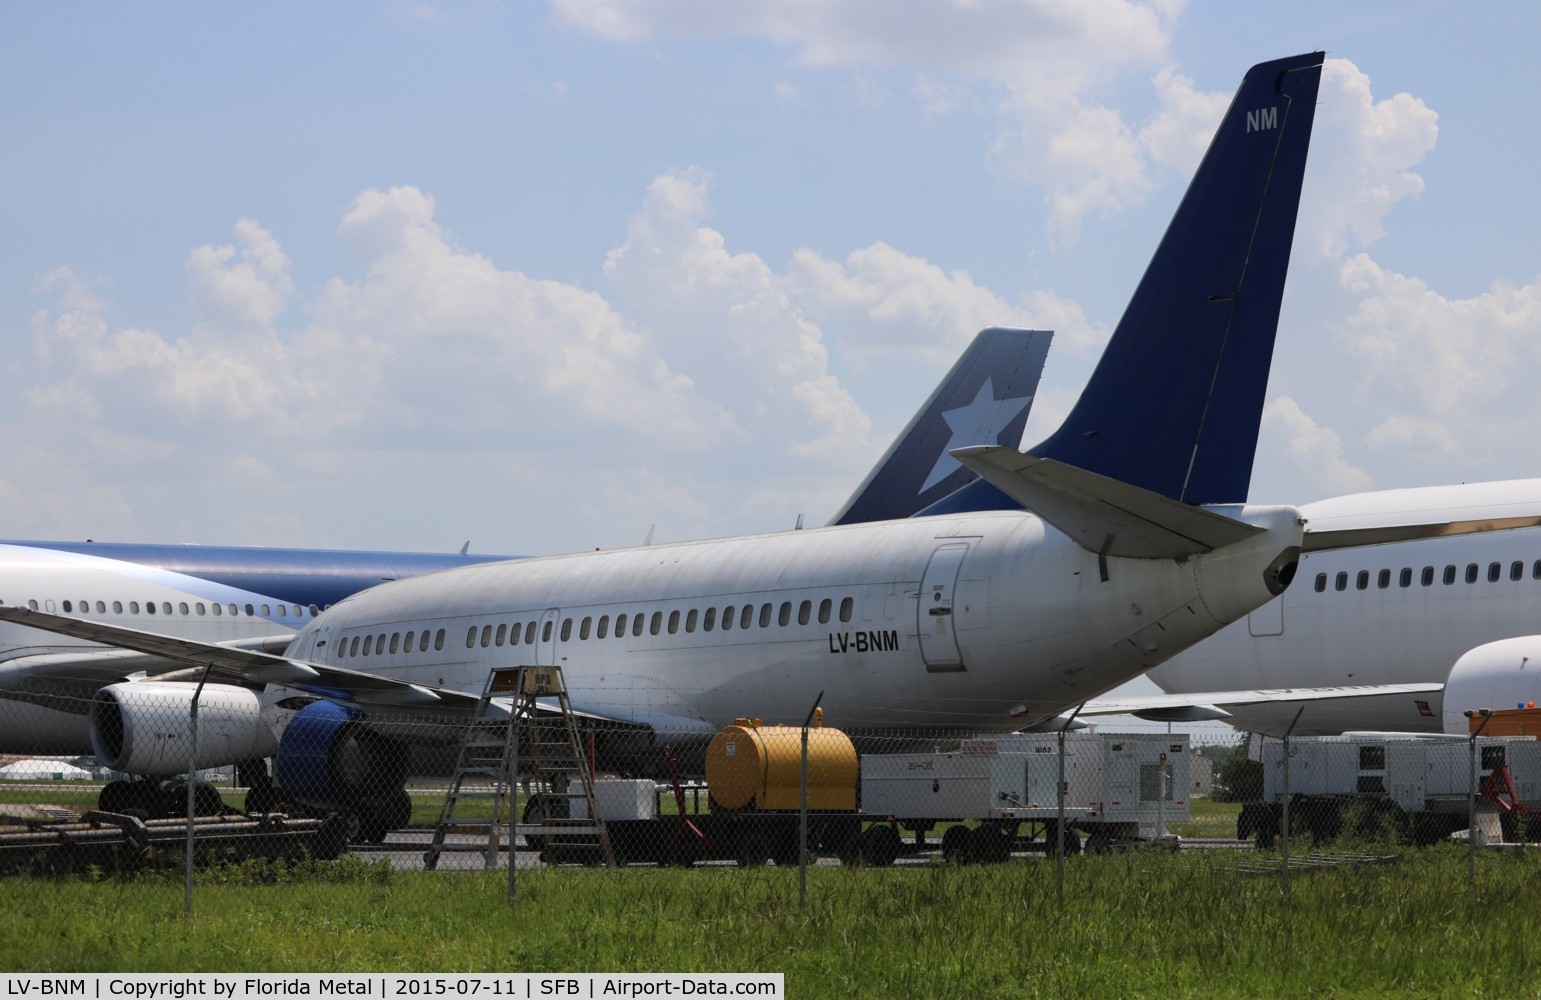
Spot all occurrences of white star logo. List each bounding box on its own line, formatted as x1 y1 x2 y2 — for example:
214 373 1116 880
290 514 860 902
919 378 1034 493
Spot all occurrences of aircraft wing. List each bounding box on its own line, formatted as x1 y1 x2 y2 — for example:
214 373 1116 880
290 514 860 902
0 631 294 686
951 447 1265 558
1079 683 1446 722
0 605 478 714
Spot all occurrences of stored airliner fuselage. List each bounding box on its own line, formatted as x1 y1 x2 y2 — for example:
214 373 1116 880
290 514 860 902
288 507 1303 733
1148 480 1541 735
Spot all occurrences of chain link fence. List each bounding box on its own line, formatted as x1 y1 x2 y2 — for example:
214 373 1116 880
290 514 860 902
2 684 1537 908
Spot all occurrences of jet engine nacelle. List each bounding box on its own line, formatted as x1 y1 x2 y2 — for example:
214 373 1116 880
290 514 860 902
90 681 277 776
1442 636 1541 734
274 700 410 819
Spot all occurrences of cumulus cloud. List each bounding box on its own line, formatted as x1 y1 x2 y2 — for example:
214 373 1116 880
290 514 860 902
17 171 1065 545
1261 396 1374 497
548 0 1183 238
1295 59 1439 260
1334 253 1541 474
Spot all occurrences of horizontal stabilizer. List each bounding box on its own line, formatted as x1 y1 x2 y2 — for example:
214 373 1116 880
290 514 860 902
952 446 1264 558
1080 682 1446 721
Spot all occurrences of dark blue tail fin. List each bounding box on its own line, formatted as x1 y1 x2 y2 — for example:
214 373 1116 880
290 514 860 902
829 328 1051 524
920 52 1323 519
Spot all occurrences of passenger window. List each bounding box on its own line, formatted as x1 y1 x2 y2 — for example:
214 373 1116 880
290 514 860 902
1422 566 1434 587
179 602 189 615
722 606 734 631
759 604 772 628
632 615 644 638
377 633 387 651
309 605 320 617
467 627 478 648
1314 573 1327 593
1489 562 1502 583
742 605 754 630
668 610 680 634
1376 569 1390 589
1466 563 1479 584
95 600 105 613
129 601 139 613
703 608 715 632
495 623 507 646
293 605 302 617
1534 560 1541 580
650 612 662 636
685 609 697 633
1444 565 1457 585
1399 568 1412 588
405 630 415 651
1334 572 1347 592
614 613 627 637
421 631 431 652
350 636 361 657
277 605 287 617
580 617 592 640
527 622 539 644
363 635 374 656
389 633 400 654
435 629 446 650
779 602 792 627
818 599 831 624
260 604 270 616
598 615 609 639
798 600 811 625
1512 561 1525 582
1355 571 1368 591
561 619 573 642
211 603 222 616
146 601 156 615
840 597 853 623
245 604 255 616
113 600 124 613
196 603 206 615
62 601 72 613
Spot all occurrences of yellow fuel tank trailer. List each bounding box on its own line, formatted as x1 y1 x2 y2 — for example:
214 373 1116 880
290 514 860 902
705 713 858 812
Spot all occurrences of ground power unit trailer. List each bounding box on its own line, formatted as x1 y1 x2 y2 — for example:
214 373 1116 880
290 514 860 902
531 719 1191 865
1238 733 1541 846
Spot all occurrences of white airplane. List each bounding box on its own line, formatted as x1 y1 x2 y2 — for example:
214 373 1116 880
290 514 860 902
0 330 1050 768
1118 480 1541 736
0 52 1330 835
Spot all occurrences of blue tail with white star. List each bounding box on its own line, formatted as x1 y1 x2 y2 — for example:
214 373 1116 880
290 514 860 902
828 327 1050 525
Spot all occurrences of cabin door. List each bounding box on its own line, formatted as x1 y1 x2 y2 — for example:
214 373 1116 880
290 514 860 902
918 542 969 672
536 608 561 665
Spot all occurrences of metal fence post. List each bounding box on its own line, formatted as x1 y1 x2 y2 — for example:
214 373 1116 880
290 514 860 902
508 704 522 907
184 663 214 916
1466 708 1493 891
1281 706 1304 902
800 691 823 911
1056 704 1084 908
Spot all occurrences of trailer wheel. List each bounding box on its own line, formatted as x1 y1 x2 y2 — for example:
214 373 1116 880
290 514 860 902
941 825 971 864
967 825 1012 864
859 824 900 867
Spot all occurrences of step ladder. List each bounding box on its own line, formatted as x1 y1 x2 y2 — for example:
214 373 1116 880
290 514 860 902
423 665 614 870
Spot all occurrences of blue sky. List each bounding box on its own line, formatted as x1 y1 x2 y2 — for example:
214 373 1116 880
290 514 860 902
3 0 1538 565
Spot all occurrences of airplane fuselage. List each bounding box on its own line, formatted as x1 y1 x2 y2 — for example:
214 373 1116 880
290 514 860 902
288 508 1302 732
1148 480 1541 735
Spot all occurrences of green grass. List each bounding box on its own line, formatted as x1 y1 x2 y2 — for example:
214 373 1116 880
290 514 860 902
0 846 1535 997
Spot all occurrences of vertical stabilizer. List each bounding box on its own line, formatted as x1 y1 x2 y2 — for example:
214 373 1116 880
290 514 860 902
829 327 1050 524
919 53 1323 519
1030 52 1324 504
